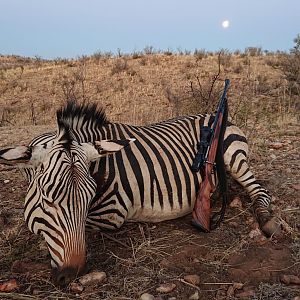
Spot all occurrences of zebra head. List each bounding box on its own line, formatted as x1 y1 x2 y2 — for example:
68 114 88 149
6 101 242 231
0 101 135 285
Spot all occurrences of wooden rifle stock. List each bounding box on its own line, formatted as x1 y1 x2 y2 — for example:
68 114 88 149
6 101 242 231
192 114 224 232
192 79 230 232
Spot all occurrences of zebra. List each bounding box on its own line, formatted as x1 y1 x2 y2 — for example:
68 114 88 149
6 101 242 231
0 101 280 285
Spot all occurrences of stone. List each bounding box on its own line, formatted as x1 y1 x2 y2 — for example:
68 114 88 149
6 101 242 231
156 283 176 293
79 271 107 286
269 142 284 149
0 279 18 292
189 291 199 299
140 292 155 300
184 274 200 285
11 259 50 274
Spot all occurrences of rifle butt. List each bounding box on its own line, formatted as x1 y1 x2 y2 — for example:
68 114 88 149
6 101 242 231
192 190 211 232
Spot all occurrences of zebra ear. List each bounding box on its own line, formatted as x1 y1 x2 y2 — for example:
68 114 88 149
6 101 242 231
0 146 32 166
95 138 136 154
83 138 136 161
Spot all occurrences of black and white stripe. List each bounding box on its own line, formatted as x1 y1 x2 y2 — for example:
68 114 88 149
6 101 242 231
25 102 272 233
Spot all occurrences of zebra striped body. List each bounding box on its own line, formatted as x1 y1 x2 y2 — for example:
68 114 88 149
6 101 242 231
25 112 272 231
0 102 276 285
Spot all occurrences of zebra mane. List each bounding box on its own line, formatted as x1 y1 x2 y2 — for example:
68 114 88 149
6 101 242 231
56 100 108 143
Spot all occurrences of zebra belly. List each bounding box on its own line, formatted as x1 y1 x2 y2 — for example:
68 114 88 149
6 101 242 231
127 202 194 223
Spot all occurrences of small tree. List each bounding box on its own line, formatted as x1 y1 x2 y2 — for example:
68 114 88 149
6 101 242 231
291 34 300 54
283 35 300 92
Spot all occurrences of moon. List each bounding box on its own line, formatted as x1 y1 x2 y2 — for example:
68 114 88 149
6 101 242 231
222 20 230 28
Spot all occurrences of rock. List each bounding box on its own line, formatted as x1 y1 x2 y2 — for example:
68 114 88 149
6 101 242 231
184 274 200 285
280 274 300 285
269 142 284 149
0 279 18 292
292 297 300 300
11 259 50 274
4 179 10 184
229 197 242 209
79 271 107 286
140 293 155 300
168 297 177 300
69 282 84 293
156 283 176 293
189 291 199 299
270 153 276 159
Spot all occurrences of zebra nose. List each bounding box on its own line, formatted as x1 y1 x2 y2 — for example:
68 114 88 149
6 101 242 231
52 267 78 286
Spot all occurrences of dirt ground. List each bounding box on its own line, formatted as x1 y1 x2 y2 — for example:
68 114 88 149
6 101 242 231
0 122 299 300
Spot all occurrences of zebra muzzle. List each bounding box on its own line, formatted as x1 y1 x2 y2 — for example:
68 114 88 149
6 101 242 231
52 250 87 286
52 266 81 286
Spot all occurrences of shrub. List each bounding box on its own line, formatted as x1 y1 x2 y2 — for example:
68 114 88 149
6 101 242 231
163 49 173 56
132 51 142 59
219 49 232 68
144 46 155 55
245 47 263 56
111 59 129 75
275 35 300 95
194 49 207 61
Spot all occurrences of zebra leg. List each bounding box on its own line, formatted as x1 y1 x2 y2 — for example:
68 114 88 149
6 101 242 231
223 125 281 236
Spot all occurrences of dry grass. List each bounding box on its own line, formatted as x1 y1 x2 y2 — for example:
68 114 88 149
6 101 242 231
0 52 298 129
0 52 299 299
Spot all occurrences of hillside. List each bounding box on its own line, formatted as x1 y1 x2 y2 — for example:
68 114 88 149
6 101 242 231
0 51 298 129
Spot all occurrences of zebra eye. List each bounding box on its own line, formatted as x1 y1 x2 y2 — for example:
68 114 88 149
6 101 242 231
95 145 103 153
40 164 44 172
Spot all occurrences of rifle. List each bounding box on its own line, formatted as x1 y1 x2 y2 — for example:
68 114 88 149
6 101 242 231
191 79 230 232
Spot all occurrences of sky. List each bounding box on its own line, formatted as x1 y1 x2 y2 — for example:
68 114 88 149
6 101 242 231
1 0 299 59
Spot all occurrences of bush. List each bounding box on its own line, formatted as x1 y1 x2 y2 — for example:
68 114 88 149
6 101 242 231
276 35 300 95
245 47 263 56
219 49 232 68
194 49 207 61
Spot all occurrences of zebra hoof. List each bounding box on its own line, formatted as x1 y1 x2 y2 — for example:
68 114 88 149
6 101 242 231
260 216 282 237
